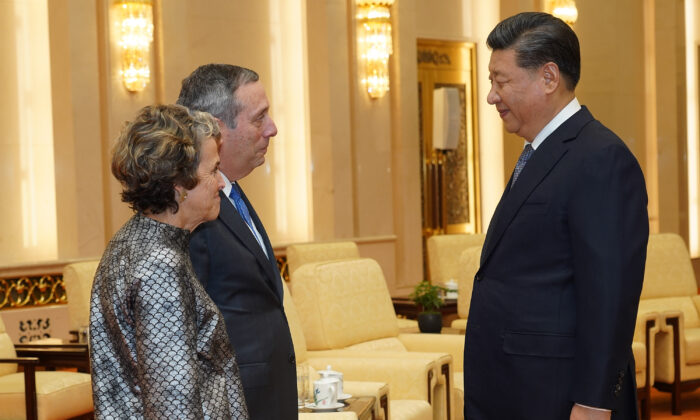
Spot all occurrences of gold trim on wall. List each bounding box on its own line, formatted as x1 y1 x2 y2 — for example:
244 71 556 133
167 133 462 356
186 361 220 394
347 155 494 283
0 275 66 310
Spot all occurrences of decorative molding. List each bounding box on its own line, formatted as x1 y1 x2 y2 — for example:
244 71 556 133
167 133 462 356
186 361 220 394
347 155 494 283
417 49 452 66
0 275 66 310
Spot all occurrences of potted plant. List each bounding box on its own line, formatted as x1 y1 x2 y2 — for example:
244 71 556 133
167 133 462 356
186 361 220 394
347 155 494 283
409 281 446 333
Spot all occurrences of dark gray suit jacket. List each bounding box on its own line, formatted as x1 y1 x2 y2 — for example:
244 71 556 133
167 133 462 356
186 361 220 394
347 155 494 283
190 184 297 420
464 107 649 419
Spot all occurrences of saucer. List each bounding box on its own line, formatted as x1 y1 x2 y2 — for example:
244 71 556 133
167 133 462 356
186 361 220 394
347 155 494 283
305 402 345 412
337 393 352 401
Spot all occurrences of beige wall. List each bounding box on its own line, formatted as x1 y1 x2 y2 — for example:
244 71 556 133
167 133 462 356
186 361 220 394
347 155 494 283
0 0 58 265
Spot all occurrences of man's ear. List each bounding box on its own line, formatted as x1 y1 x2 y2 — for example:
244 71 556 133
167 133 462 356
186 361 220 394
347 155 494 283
542 62 560 93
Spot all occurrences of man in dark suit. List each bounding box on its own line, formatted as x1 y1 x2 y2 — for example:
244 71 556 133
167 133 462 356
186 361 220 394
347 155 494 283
464 13 648 420
177 64 297 420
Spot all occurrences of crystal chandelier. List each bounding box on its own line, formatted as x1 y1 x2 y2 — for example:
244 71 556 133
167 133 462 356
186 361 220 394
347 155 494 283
115 0 154 92
356 0 395 99
546 0 578 26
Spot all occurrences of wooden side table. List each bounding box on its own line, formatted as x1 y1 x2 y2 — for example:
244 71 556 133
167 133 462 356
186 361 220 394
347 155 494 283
391 296 459 327
299 396 376 419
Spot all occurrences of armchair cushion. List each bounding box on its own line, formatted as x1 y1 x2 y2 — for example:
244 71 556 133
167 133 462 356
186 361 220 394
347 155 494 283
292 259 399 350
0 370 92 420
344 338 406 353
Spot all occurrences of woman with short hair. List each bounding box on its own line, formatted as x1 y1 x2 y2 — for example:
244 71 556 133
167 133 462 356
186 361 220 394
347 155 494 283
89 104 248 419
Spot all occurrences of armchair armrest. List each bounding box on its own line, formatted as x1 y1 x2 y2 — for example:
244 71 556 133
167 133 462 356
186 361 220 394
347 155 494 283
0 357 40 420
343 381 389 420
398 333 464 371
14 343 90 373
306 355 434 401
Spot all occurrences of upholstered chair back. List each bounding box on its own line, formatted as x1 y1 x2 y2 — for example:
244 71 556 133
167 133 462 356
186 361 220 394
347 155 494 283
426 233 485 286
456 246 481 320
287 242 360 276
291 258 400 350
282 281 308 363
638 233 700 328
642 233 696 298
63 260 100 331
0 317 17 376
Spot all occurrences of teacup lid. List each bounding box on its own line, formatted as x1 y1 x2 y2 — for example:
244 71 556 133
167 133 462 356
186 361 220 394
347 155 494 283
318 365 342 377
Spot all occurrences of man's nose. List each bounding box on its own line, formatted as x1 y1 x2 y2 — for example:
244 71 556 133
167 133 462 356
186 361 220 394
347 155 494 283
487 87 499 105
265 118 278 139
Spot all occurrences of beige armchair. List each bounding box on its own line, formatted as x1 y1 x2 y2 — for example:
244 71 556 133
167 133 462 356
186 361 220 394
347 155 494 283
0 316 93 420
449 245 482 332
62 260 100 340
287 241 418 330
636 232 700 415
291 258 464 420
283 280 432 420
426 233 485 287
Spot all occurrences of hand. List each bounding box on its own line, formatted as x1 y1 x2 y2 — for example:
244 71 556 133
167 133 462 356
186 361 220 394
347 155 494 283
570 404 611 420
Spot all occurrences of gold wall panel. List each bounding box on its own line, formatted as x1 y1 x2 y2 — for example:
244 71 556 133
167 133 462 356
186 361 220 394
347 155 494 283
417 39 481 237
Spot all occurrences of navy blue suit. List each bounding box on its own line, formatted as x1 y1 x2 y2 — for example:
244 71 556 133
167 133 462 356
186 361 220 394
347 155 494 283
464 107 648 419
190 185 297 420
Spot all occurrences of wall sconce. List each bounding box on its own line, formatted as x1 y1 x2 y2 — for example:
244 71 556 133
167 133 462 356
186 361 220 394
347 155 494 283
356 0 395 99
115 0 154 92
545 0 578 26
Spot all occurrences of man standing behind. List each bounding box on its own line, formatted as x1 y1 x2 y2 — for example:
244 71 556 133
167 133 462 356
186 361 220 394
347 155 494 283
464 13 648 420
177 64 297 420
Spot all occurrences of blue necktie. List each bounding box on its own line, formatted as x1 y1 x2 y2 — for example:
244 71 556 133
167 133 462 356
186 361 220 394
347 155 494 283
229 184 267 253
511 144 534 187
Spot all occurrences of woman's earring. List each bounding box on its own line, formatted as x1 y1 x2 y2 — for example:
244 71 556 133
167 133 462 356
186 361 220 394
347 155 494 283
180 191 188 203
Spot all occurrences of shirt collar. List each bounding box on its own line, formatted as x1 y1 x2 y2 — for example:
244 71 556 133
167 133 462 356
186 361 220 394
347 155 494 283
529 97 581 150
221 171 234 197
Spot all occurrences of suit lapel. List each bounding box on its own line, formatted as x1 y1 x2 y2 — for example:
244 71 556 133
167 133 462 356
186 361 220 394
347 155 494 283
480 107 595 268
238 187 284 301
217 189 283 303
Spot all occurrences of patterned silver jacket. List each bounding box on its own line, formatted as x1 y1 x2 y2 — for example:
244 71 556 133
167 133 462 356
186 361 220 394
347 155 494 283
89 213 248 419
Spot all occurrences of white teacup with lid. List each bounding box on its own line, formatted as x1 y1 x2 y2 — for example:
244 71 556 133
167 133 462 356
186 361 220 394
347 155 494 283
313 377 339 407
318 365 345 398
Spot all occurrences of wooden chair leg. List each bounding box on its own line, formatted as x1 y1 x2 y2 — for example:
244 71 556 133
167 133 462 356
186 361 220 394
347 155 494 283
672 380 682 415
380 394 388 420
669 316 683 415
637 387 649 420
23 363 38 420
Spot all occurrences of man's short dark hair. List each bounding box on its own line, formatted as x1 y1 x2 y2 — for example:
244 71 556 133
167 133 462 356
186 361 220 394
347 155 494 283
177 64 259 129
487 12 580 90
